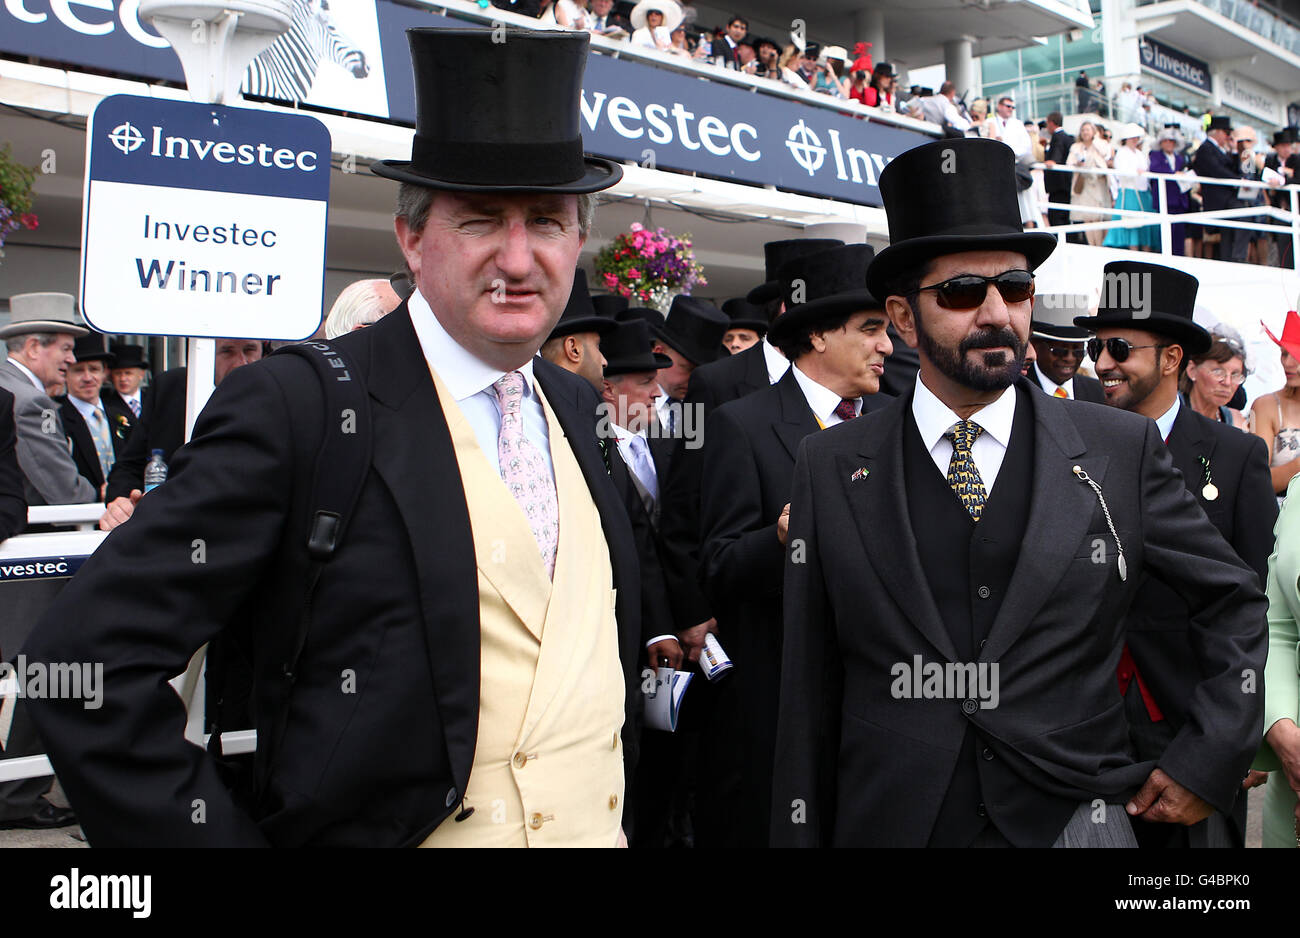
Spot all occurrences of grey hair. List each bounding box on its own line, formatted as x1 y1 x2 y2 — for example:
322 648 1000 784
5 332 63 354
324 279 400 339
395 184 595 237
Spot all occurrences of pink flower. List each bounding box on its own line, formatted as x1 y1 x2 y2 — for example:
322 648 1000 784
627 268 641 279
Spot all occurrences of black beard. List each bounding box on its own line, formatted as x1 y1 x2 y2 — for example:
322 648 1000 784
916 317 1025 393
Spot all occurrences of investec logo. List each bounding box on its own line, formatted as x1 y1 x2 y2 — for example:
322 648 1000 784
785 119 889 186
107 120 319 172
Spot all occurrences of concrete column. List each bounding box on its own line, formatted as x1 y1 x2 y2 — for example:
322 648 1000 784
804 222 869 244
944 37 975 100
853 7 885 65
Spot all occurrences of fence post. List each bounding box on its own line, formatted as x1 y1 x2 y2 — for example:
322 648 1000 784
1157 171 1171 256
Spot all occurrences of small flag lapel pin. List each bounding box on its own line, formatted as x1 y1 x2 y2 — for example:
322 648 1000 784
851 467 870 482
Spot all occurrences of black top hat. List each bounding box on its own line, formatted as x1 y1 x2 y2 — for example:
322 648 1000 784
752 35 780 52
767 244 880 346
1207 115 1233 133
1073 261 1209 356
1031 294 1092 341
547 270 617 343
866 138 1057 300
1273 127 1299 146
372 29 621 193
602 320 673 376
720 297 769 335
655 295 729 365
73 333 115 364
108 342 149 370
746 238 845 303
592 294 629 318
617 306 665 330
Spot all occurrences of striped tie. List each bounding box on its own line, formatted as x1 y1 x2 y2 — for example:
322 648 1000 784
128 397 142 418
945 420 987 522
1054 387 1069 399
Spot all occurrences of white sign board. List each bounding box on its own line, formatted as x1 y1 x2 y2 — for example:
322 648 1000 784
81 94 330 340
1216 72 1284 127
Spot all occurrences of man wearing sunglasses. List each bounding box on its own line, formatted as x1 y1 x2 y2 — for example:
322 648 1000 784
771 138 1267 849
1079 260 1276 848
1024 295 1104 403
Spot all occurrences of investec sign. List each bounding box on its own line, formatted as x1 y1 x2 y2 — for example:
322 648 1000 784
81 95 330 340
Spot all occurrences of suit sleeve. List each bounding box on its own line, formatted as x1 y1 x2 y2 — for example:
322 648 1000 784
771 437 842 846
1134 419 1268 813
20 360 312 846
1256 475 1300 771
1230 432 1278 589
11 391 96 505
699 405 783 603
0 392 27 541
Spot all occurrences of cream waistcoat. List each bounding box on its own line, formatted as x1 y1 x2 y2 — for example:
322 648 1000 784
421 366 625 847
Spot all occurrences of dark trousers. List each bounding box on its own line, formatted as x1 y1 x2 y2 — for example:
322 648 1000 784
0 698 55 820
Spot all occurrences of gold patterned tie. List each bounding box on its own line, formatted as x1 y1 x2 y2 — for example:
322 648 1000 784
945 420 987 522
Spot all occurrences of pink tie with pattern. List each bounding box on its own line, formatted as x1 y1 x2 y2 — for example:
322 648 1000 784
492 371 559 579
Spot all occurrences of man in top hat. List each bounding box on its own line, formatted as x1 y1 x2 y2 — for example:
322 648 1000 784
592 294 630 319
699 243 892 846
1266 127 1299 268
539 269 615 391
1082 259 1275 848
57 334 125 500
1193 115 1246 261
648 294 727 444
104 342 148 430
771 136 1267 847
719 297 767 355
0 292 96 506
1025 295 1104 402
25 27 650 848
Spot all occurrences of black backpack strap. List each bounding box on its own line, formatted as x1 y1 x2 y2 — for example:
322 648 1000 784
208 340 372 796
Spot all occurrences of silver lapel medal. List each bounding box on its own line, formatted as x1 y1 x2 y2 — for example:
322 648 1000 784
1073 465 1127 582
1198 455 1218 501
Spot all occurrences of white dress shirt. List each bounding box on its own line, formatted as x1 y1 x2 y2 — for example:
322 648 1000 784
6 357 45 393
762 339 790 384
67 393 101 426
996 115 1032 160
1032 366 1075 400
406 288 554 482
1154 394 1180 442
791 364 859 427
911 374 1017 494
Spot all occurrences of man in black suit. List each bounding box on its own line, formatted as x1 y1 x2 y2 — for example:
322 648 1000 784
1265 127 1299 268
23 27 648 847
771 137 1267 848
0 388 24 542
699 243 891 846
1041 111 1075 237
1192 115 1244 261
1025 294 1104 402
57 334 127 501
1083 260 1276 847
100 339 262 527
103 342 149 427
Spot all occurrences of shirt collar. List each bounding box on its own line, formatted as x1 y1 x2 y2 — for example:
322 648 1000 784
1155 394 1181 442
762 339 789 384
791 363 855 425
911 373 1017 451
406 287 537 403
6 357 45 393
68 394 100 422
1032 365 1071 398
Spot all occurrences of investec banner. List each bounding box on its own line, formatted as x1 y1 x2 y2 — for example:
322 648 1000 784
4 0 931 207
1139 36 1212 96
81 95 330 339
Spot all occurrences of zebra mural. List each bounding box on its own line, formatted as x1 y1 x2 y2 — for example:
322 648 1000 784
242 0 370 103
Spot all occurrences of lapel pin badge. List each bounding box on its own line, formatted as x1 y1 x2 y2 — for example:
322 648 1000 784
1197 455 1218 501
851 467 870 482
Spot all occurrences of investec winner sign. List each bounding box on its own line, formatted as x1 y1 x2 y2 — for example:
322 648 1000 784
81 94 330 339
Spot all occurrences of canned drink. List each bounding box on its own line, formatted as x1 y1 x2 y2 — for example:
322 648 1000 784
700 632 734 681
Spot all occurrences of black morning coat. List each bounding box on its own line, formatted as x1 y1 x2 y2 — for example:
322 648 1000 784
22 303 647 847
771 380 1268 846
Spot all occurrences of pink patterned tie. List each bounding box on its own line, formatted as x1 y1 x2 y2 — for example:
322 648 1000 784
492 371 559 579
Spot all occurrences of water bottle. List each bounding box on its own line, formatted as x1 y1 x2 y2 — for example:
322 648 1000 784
143 449 168 493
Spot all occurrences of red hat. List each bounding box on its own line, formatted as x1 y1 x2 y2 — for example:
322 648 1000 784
1262 310 1300 361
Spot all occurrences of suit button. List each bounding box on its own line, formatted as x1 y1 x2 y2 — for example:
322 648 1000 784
609 794 619 810
513 752 527 769
977 802 987 817
979 639 986 650
982 747 994 761
612 733 619 751
445 787 457 808
977 585 991 599
529 812 544 830
962 698 979 715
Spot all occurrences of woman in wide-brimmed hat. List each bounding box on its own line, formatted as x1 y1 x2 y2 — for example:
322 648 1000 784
1102 122 1159 251
629 0 680 50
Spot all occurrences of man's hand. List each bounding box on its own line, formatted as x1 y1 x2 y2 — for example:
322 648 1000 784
1242 769 1269 790
677 617 718 664
647 637 683 671
1126 768 1214 825
98 489 142 532
1265 718 1300 795
777 503 791 546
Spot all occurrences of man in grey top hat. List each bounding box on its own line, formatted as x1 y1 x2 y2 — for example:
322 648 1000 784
0 293 97 505
1025 294 1105 403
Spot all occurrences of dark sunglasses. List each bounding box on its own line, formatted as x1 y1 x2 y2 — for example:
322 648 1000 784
916 270 1035 310
1046 345 1085 359
1086 337 1166 363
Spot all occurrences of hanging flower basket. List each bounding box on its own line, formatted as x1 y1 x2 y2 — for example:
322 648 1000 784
0 143 39 259
593 223 707 313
